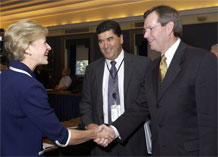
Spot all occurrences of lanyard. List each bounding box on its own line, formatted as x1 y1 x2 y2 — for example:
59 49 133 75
9 66 32 78
106 58 124 80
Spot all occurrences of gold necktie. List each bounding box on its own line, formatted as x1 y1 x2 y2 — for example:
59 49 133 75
159 55 167 84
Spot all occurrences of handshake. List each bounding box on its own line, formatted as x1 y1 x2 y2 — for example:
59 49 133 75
88 124 116 147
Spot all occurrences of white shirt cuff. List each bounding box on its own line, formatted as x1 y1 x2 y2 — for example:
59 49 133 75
55 129 71 147
110 125 121 139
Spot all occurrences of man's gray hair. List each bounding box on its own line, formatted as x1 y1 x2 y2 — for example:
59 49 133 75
211 43 218 52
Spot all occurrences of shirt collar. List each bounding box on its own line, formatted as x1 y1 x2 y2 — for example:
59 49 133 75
164 38 181 67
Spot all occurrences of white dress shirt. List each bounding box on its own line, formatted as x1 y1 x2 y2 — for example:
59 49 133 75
58 75 72 89
164 38 181 67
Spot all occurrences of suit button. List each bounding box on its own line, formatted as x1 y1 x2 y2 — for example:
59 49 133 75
159 124 163 128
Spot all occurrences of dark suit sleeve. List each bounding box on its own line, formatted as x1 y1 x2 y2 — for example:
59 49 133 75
195 53 217 156
112 72 150 142
79 65 94 126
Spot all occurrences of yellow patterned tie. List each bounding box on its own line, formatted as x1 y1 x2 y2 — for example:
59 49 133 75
159 55 167 84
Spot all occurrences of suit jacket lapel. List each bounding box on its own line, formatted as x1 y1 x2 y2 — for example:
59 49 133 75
96 58 105 120
158 41 186 101
124 52 133 95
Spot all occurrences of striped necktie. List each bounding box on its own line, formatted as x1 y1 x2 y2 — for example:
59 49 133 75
108 61 120 124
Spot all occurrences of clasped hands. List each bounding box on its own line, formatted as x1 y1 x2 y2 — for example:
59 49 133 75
87 124 116 147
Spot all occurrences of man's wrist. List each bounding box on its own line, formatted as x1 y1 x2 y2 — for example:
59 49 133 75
110 125 120 139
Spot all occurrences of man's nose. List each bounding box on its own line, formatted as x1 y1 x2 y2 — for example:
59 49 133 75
144 31 150 39
104 40 109 48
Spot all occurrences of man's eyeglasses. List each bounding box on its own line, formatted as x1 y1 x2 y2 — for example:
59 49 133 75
144 24 161 34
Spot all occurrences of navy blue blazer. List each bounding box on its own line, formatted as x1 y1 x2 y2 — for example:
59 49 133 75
0 61 69 156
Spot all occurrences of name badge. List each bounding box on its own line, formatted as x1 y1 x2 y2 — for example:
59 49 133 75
111 104 121 122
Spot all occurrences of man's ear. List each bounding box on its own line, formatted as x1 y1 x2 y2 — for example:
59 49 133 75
120 34 123 45
166 21 174 35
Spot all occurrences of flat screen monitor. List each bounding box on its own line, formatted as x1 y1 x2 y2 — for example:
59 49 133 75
75 60 88 76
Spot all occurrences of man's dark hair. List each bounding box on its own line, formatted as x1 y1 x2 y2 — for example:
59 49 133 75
96 20 122 37
144 5 182 37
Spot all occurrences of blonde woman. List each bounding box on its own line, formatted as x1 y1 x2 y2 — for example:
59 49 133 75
0 20 113 156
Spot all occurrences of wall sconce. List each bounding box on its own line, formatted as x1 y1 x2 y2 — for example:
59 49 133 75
197 16 207 21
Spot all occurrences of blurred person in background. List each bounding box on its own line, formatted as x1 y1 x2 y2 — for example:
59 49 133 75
55 68 72 90
210 43 218 58
0 55 9 73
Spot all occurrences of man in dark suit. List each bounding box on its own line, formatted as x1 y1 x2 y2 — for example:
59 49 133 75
97 6 217 156
80 20 150 156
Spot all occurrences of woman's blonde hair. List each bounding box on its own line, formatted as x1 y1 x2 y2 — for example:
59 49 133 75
4 20 48 61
